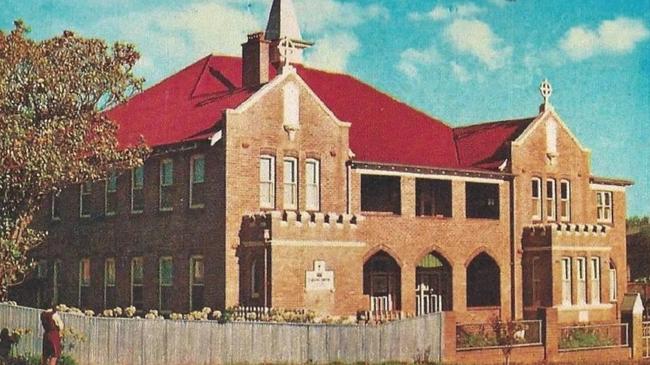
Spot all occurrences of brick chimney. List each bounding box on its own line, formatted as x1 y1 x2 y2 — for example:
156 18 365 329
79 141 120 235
242 32 271 89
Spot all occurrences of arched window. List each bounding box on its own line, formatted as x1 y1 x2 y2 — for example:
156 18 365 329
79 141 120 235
363 251 401 312
466 253 500 307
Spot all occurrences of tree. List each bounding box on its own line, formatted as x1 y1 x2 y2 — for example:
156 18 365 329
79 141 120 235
0 20 149 300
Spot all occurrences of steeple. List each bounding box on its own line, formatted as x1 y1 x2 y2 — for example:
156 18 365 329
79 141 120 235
263 0 313 67
265 0 303 42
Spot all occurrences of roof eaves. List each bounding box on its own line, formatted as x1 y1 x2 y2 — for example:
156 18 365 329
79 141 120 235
350 160 513 180
590 176 634 186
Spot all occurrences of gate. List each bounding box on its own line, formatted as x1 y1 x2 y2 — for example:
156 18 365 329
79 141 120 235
416 283 443 315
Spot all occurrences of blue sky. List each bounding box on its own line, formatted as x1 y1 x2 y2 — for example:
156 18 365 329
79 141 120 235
3 0 649 216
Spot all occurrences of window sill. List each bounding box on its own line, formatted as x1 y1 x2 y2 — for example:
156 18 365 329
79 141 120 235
105 212 116 217
360 211 401 217
130 210 144 215
465 217 500 221
159 208 174 213
415 215 452 220
189 204 205 210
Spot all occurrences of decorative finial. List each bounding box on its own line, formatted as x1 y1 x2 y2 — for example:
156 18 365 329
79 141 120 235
277 37 297 73
539 78 552 105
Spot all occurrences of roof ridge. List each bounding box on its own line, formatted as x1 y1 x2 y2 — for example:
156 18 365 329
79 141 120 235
454 116 537 130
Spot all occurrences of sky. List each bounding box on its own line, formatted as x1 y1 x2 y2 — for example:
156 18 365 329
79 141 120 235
2 0 649 217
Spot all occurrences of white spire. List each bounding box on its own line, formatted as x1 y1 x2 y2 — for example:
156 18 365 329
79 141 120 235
265 0 303 41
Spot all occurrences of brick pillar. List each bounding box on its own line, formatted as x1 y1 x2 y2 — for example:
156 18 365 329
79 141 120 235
452 263 466 313
401 262 415 315
401 176 415 218
441 311 457 363
538 307 559 362
452 181 465 219
621 293 645 360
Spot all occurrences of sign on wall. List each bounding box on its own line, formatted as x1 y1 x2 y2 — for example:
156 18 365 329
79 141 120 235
306 261 334 291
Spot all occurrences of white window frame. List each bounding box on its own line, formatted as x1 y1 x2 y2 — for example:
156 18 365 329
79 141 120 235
105 172 118 216
283 157 298 210
189 255 205 311
590 257 600 304
260 155 275 209
609 263 618 302
131 257 144 307
159 256 173 311
305 159 320 211
560 179 571 222
131 166 144 214
561 257 572 305
596 191 613 223
79 182 92 218
104 258 116 309
189 154 205 209
531 177 541 220
576 257 587 305
51 191 61 221
159 159 174 211
78 258 91 307
546 179 556 221
251 259 259 299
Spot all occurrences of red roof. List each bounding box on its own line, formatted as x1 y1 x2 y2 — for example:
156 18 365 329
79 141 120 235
454 118 535 170
107 55 532 171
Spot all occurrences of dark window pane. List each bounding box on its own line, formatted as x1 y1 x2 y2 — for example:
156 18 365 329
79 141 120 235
466 182 499 219
361 175 401 214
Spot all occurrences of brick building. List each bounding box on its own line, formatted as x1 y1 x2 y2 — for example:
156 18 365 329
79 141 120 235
15 0 632 324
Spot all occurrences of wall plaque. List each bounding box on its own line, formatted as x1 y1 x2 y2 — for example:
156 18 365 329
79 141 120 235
305 261 334 291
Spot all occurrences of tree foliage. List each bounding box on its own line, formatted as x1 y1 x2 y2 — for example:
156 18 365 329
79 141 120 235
0 20 149 300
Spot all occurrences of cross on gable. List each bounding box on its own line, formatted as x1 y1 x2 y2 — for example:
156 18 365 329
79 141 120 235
540 79 553 103
277 37 296 67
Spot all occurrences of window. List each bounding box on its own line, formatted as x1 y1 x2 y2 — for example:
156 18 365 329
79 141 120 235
259 156 275 209
609 262 617 302
560 180 571 222
190 256 205 311
131 166 144 213
250 259 263 299
105 173 118 216
576 257 586 305
37 259 48 279
531 178 541 220
189 155 205 208
159 257 173 311
80 182 92 218
160 159 174 211
79 258 91 308
361 175 401 214
466 253 500 307
36 260 48 308
283 157 298 209
465 182 499 219
104 258 116 309
546 179 556 221
590 257 600 304
305 159 320 211
52 260 61 306
131 257 144 309
561 257 572 305
596 191 612 223
51 192 61 221
416 179 452 217
531 256 541 305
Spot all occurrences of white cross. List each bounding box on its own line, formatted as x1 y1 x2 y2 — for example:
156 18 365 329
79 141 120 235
540 78 553 104
277 37 296 68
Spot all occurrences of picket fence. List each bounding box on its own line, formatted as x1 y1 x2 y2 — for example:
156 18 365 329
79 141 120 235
0 303 442 365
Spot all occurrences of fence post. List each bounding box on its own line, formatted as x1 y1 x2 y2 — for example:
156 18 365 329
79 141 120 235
621 293 645 360
441 311 456 363
538 307 558 362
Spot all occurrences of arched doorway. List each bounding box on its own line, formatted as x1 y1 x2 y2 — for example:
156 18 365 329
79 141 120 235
363 251 401 312
416 252 452 314
466 252 500 307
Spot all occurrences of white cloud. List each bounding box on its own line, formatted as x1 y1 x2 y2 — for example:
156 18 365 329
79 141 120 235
450 61 471 82
295 0 389 34
409 3 484 22
396 46 441 78
445 18 512 70
560 17 649 60
304 32 359 72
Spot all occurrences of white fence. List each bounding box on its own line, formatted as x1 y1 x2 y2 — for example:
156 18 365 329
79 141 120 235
415 285 443 316
0 303 442 364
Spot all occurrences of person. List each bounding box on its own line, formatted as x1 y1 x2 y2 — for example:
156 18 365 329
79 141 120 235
40 309 64 365
0 328 16 360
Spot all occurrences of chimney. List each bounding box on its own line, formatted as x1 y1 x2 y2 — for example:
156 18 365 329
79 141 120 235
242 32 271 89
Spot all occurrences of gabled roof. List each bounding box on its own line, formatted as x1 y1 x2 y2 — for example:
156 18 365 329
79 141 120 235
107 55 462 169
453 117 535 170
107 55 535 172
